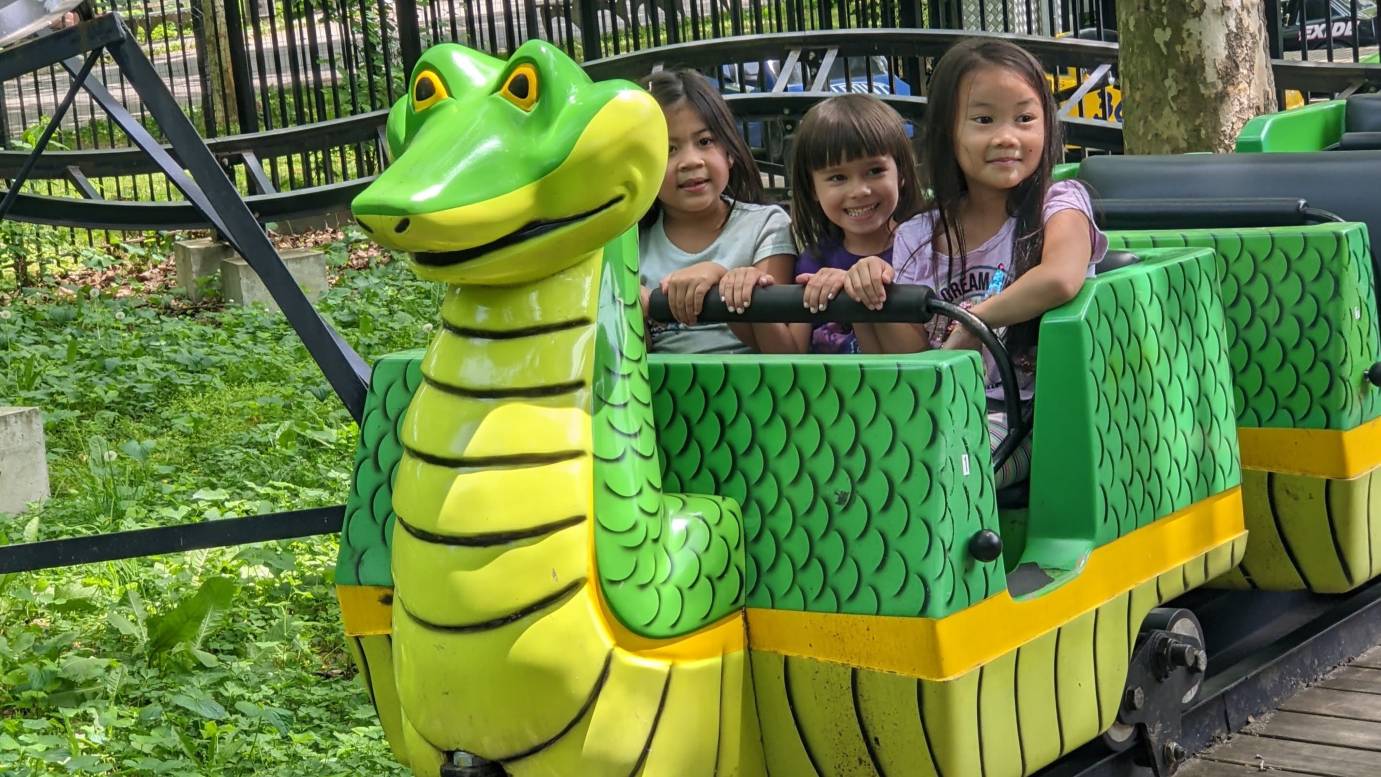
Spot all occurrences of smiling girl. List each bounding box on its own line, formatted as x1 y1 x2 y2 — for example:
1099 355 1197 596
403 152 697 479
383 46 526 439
745 94 922 353
844 39 1108 487
636 69 797 354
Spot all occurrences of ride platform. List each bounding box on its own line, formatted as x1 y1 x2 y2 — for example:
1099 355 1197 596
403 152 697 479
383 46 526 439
1180 644 1381 776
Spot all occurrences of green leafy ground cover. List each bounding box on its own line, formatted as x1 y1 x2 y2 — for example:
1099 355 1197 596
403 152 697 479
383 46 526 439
0 228 438 775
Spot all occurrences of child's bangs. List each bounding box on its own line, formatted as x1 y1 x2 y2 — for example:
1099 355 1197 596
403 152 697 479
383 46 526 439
809 108 905 170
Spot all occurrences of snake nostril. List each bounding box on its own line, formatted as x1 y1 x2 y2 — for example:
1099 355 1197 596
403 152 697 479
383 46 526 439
394 217 411 234
355 217 373 234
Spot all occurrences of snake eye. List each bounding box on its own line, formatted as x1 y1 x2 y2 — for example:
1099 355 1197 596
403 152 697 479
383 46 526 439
412 71 447 112
500 64 539 112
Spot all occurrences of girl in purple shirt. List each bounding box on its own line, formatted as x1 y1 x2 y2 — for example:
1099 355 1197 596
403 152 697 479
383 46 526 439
734 94 922 353
842 39 1108 488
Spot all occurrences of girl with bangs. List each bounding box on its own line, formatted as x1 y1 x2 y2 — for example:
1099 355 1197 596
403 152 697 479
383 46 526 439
843 38 1108 488
636 68 798 354
740 93 922 354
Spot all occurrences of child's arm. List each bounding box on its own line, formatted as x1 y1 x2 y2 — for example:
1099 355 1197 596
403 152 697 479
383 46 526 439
843 255 930 354
721 254 809 353
944 210 1093 350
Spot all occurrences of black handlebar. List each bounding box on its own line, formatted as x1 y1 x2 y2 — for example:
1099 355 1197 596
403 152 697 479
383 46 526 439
647 283 936 325
645 284 1029 475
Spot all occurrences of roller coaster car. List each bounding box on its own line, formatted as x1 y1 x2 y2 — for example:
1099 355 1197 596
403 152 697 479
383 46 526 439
334 40 1250 777
1067 149 1381 594
1237 92 1381 151
335 248 1246 777
331 39 1381 777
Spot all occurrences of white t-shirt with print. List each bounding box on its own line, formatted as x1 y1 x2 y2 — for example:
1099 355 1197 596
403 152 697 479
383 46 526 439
639 200 797 354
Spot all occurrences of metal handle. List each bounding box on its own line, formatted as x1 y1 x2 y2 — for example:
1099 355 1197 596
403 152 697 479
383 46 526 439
647 283 936 324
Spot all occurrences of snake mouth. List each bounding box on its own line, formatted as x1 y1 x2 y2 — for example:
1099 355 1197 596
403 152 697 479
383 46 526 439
412 196 624 267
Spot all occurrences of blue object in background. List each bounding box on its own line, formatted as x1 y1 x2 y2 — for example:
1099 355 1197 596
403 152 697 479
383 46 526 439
717 56 915 148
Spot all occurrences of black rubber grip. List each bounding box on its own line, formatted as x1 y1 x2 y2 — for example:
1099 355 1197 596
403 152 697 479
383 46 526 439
647 283 936 324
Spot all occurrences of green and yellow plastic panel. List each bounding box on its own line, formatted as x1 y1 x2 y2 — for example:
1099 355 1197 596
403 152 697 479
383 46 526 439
1109 224 1381 591
334 245 1245 777
732 246 1244 777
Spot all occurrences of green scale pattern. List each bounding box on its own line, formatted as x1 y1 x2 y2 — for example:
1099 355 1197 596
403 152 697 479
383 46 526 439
336 351 423 587
1108 224 1381 431
1030 248 1241 545
648 353 1005 618
590 228 748 637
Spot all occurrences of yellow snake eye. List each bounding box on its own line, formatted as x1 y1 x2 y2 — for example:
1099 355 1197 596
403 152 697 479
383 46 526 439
412 71 448 113
500 64 539 112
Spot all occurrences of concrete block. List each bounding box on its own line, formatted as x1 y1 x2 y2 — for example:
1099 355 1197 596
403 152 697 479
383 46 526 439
220 248 329 312
0 407 50 515
174 238 233 303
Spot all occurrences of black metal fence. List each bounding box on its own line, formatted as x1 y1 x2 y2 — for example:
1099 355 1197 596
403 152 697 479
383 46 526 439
0 1 1117 153
2 0 1374 160
0 0 1375 280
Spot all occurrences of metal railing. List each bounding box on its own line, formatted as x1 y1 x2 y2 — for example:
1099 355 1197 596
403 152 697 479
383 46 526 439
2 0 1377 282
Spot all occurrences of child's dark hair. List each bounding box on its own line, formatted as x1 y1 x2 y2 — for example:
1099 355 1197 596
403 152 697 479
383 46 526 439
638 69 764 227
788 93 923 252
919 38 1067 357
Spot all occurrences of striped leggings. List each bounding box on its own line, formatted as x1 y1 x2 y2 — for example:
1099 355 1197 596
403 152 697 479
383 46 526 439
988 409 1033 490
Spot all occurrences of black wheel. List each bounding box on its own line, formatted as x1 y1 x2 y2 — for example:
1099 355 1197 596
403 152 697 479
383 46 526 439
1143 607 1206 708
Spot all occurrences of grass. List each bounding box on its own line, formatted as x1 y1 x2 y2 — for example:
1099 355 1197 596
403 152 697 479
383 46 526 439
0 227 442 775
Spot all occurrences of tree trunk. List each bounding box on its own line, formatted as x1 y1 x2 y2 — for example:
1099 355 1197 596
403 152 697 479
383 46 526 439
194 0 237 136
1117 0 1277 154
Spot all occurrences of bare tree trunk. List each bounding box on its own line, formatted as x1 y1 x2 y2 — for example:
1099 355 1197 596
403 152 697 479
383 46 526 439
194 0 237 135
1117 0 1278 154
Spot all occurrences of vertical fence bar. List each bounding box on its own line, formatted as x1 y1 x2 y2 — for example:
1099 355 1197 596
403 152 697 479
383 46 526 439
1350 0 1359 61
1265 0 1283 60
189 0 220 135
396 0 424 74
0 81 10 146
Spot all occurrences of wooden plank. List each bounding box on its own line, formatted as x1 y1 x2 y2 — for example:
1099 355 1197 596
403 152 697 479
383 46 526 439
1280 687 1381 723
1203 735 1381 776
1257 710 1381 752
1320 666 1381 696
1351 646 1381 670
1179 755 1316 776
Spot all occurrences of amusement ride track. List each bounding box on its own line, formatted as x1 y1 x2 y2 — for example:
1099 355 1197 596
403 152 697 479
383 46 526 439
1037 580 1381 776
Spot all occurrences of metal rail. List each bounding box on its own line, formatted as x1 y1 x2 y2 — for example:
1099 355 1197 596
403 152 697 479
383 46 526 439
1035 580 1381 777
0 506 346 574
0 109 387 180
1 175 374 230
6 29 1375 231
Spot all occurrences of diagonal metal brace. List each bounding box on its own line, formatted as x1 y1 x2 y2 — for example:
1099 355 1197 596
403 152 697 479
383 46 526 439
1059 62 1113 117
0 50 99 221
44 15 371 421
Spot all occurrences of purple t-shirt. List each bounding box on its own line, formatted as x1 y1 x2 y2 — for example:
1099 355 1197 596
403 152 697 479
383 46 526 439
891 180 1108 399
796 242 894 354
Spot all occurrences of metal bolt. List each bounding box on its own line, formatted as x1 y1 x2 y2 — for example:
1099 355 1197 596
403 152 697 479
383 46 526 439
1191 650 1208 674
1163 741 1187 763
1124 686 1145 712
1167 641 1200 669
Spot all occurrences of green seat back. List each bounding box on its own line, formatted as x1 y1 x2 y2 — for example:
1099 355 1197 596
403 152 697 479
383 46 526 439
648 354 1003 619
1108 224 1380 431
1026 248 1241 554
